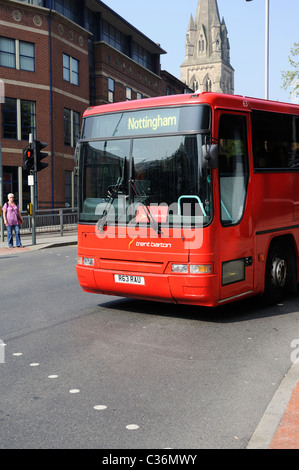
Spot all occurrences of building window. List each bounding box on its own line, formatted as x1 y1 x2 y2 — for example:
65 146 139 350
21 1 44 5
64 108 80 147
126 87 132 101
102 20 128 55
84 8 95 33
2 98 17 139
65 170 77 207
0 37 34 71
108 78 115 103
192 80 199 92
0 38 15 68
137 92 142 100
1 98 36 140
132 42 153 71
63 54 79 85
21 100 36 140
204 77 212 92
52 0 80 24
166 87 175 95
19 41 35 71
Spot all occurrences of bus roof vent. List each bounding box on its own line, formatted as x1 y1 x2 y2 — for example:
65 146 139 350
190 89 201 99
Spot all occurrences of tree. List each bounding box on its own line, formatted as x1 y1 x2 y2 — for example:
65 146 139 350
282 42 299 101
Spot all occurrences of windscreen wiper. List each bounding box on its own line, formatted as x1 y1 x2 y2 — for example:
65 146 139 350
97 157 128 232
129 158 163 235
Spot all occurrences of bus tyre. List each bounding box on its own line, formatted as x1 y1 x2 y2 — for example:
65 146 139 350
264 241 293 304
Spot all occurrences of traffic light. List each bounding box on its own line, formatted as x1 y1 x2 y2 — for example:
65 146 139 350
23 145 34 171
35 140 49 172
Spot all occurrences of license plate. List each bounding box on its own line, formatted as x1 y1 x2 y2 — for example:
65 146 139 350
114 274 145 285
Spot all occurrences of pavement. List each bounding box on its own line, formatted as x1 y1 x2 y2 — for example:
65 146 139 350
247 362 299 449
0 230 77 254
0 229 299 449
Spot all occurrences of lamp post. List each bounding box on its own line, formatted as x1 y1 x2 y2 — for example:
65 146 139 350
246 0 269 99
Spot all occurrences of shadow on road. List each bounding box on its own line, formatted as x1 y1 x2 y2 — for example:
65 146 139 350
98 290 299 324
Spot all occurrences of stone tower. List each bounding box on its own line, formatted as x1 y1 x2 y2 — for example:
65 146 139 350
181 0 234 94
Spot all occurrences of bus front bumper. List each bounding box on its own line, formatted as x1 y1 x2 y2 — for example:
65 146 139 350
76 265 219 307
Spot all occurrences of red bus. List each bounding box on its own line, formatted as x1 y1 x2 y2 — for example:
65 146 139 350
76 92 299 307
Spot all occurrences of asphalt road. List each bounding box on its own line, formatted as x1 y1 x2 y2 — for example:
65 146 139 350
1 246 299 449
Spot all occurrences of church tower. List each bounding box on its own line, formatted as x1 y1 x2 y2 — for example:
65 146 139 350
181 0 234 94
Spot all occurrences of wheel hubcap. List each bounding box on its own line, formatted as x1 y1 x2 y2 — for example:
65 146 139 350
271 256 287 288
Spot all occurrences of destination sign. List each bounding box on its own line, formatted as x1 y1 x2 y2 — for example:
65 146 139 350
81 105 211 139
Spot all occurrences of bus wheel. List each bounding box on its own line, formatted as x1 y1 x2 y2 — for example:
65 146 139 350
264 242 289 303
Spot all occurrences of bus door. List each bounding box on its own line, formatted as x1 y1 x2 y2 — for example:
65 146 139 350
217 112 254 302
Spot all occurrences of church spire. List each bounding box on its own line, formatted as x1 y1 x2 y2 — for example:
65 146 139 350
195 0 220 27
181 0 234 94
188 13 196 31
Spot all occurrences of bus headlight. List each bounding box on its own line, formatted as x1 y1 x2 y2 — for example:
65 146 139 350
171 264 188 273
83 257 95 266
78 257 95 266
171 264 212 274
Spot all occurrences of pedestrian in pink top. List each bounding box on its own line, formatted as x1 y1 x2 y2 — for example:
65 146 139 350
2 193 24 248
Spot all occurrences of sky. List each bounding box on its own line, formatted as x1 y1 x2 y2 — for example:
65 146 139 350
106 0 299 103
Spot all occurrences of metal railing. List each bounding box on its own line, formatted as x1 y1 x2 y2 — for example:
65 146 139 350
19 208 78 236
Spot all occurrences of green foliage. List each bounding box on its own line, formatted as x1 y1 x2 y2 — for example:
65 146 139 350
282 42 299 99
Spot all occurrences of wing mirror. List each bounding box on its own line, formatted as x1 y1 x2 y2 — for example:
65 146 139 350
202 137 218 169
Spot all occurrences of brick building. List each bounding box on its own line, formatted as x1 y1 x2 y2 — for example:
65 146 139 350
0 0 190 210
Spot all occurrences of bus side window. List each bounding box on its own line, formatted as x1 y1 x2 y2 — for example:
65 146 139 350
252 111 299 170
218 114 249 225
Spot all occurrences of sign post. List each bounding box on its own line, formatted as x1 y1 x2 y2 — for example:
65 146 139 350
30 135 36 245
23 136 48 246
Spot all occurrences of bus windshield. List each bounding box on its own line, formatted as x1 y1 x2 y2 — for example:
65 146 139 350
77 106 213 228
